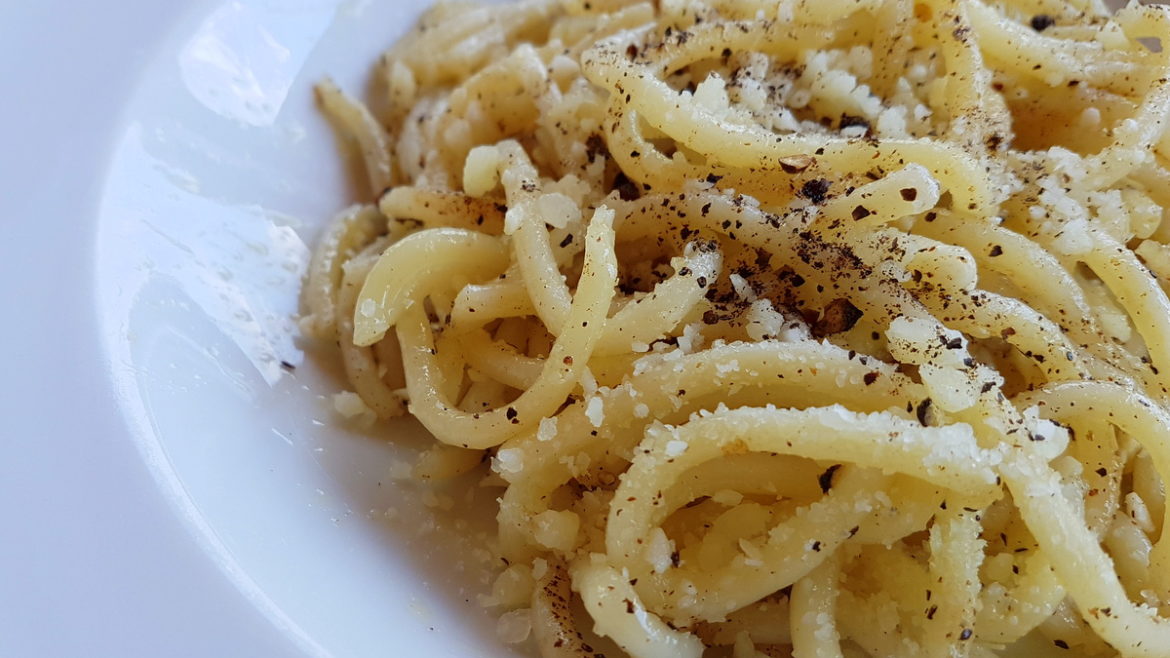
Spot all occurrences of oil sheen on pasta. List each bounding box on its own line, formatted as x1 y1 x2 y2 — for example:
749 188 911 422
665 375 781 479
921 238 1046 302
300 0 1170 656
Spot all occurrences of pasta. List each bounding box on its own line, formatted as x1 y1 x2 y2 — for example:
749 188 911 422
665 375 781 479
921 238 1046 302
299 0 1170 655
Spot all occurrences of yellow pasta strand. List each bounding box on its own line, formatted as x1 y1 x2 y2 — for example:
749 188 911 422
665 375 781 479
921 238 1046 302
302 1 1170 656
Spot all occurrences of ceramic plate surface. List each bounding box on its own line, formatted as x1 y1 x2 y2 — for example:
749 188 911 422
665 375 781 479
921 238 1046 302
1 1 517 656
0 1 1135 657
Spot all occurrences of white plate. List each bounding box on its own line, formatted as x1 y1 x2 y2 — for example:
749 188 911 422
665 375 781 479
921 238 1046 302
0 1 519 656
4 3 1139 656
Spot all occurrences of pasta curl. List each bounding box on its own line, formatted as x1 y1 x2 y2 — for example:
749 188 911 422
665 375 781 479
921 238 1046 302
302 0 1170 655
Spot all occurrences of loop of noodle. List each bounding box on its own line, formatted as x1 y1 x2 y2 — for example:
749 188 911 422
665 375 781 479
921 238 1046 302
304 0 1170 655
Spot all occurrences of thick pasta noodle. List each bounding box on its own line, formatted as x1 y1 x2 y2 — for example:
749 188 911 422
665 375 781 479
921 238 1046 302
299 0 1170 655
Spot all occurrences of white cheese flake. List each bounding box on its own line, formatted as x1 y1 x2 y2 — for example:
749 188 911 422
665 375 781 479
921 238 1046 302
585 396 605 428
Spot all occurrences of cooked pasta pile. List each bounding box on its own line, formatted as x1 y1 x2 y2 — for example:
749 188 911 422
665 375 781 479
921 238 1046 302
300 0 1170 655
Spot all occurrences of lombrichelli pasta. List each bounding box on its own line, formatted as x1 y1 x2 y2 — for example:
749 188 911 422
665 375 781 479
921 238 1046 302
300 1 1170 655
